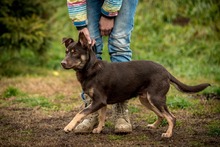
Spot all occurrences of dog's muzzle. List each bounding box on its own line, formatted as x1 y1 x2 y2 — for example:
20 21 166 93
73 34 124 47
61 60 67 69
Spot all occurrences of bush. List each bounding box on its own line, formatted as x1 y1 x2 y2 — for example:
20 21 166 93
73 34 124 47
0 0 60 76
0 0 54 52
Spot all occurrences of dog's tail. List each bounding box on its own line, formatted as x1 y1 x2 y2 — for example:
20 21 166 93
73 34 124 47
169 74 211 93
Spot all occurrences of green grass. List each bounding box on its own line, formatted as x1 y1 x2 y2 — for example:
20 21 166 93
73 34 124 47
144 113 157 124
2 86 23 99
1 86 54 109
108 134 124 140
15 96 54 109
130 0 220 83
128 105 141 114
105 120 114 128
167 95 193 109
207 121 220 137
202 85 220 95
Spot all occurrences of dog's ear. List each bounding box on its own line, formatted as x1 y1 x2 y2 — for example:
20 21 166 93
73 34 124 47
62 38 74 48
78 32 90 48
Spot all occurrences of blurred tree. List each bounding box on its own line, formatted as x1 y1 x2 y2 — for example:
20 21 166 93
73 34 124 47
0 0 57 64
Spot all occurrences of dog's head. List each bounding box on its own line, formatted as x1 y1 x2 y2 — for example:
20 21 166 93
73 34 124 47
61 32 96 71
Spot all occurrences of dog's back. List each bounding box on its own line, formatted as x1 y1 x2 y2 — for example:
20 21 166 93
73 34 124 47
82 60 170 104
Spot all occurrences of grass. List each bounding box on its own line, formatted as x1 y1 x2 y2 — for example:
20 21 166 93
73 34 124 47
1 86 53 108
128 105 141 114
14 96 53 109
2 86 25 99
207 121 220 137
167 95 193 109
108 134 124 140
105 120 114 128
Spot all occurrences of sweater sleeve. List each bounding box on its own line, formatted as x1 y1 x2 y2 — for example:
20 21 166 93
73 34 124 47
101 0 123 17
67 0 87 27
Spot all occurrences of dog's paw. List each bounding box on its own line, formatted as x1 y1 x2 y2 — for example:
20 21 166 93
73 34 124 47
161 133 172 138
147 124 157 129
64 125 73 133
92 127 102 134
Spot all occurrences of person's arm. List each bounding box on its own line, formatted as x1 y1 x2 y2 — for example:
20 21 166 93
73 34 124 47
67 0 87 29
67 0 92 43
101 0 123 17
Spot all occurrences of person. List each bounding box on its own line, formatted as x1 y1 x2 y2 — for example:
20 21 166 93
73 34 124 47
67 0 138 133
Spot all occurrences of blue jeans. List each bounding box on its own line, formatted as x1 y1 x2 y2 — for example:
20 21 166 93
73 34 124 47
87 0 138 62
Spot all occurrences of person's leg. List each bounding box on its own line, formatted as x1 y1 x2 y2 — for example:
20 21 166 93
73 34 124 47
108 0 138 62
108 0 138 133
87 0 103 60
74 0 103 133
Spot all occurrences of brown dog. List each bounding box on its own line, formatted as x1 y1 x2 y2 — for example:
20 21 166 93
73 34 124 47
61 32 210 138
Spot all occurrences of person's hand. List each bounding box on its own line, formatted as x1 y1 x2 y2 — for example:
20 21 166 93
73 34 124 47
99 16 114 36
78 27 92 44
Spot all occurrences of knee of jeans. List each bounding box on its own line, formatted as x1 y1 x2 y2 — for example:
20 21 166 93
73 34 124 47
108 34 132 62
108 32 132 51
109 33 131 48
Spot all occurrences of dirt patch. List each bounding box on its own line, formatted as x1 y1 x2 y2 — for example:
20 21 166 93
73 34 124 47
0 104 219 147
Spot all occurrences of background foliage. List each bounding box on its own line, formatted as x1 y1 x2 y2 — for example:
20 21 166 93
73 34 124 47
0 0 219 84
0 0 61 75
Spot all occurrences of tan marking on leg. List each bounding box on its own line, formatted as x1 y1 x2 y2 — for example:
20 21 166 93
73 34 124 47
93 106 107 133
64 111 87 132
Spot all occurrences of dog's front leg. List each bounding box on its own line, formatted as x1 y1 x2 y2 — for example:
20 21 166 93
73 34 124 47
92 106 107 133
64 100 105 133
64 110 87 132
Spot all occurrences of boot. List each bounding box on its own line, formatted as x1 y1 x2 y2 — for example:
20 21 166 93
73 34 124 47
74 93 98 133
112 101 132 133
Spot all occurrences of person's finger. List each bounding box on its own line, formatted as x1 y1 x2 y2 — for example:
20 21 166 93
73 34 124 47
91 39 96 46
79 28 92 44
84 31 92 44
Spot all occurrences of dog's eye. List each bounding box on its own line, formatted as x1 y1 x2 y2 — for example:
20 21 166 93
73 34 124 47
65 49 69 54
71 49 77 54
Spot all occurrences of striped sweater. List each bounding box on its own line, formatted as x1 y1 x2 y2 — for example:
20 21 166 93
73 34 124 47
67 0 123 27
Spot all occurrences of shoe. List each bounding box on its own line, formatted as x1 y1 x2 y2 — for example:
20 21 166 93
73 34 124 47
74 112 98 133
112 101 132 133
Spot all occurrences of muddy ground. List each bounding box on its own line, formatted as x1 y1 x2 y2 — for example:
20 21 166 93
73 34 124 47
0 75 219 147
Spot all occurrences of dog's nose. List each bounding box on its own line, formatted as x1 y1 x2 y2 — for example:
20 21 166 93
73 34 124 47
61 60 67 68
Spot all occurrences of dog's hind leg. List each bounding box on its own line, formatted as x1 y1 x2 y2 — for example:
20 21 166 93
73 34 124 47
93 106 107 133
139 92 176 138
149 95 176 138
139 93 164 129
